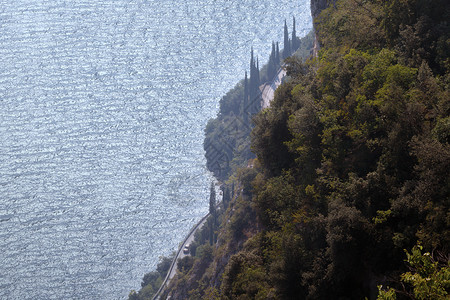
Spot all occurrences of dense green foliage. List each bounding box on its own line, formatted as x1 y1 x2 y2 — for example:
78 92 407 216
138 0 449 298
377 244 449 300
243 0 449 298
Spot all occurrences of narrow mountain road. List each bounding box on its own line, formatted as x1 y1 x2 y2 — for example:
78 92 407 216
260 67 286 109
153 66 286 300
152 213 210 300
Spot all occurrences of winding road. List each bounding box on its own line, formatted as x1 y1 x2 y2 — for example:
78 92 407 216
260 67 286 109
153 66 285 300
152 213 210 300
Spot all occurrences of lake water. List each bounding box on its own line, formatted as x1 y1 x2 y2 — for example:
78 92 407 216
0 0 311 299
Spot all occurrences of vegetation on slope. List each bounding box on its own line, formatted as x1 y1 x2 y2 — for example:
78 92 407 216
204 22 313 181
128 20 312 300
135 0 450 298
247 1 449 298
128 255 173 300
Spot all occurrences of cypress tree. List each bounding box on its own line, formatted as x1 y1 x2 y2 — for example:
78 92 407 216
248 48 262 116
250 48 255 87
250 46 255 79
243 71 249 124
223 187 230 210
256 57 260 87
254 57 261 114
283 19 291 59
268 41 276 80
249 48 256 115
209 182 216 216
209 182 216 245
271 41 276 64
292 16 298 51
208 218 214 245
276 42 280 65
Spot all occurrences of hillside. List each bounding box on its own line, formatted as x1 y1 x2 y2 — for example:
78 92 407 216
136 0 449 299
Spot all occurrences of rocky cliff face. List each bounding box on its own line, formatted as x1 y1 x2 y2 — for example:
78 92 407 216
310 0 335 56
310 0 331 19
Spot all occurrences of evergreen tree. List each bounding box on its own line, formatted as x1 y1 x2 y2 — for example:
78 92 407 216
249 48 255 114
283 19 291 59
275 42 280 65
254 57 261 114
222 186 230 210
268 42 277 80
208 218 214 246
250 47 255 86
209 182 216 245
246 48 263 119
256 57 260 86
271 41 276 59
243 71 249 125
292 16 299 51
250 46 255 77
209 182 216 216
249 48 259 115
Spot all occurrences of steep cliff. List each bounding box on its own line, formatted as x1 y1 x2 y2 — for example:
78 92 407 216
310 0 332 19
139 0 449 299
310 0 335 56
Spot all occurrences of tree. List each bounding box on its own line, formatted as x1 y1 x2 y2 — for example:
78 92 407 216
292 16 299 51
283 19 291 59
249 48 261 116
177 256 195 274
249 48 256 113
128 290 139 300
222 186 231 210
256 57 260 84
243 71 249 125
275 42 280 65
156 255 173 277
209 181 216 216
267 42 276 80
209 182 217 245
141 271 159 288
377 245 450 300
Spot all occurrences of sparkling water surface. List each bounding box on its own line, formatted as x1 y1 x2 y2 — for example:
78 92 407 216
0 0 312 299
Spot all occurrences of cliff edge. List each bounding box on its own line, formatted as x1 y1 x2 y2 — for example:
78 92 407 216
310 0 335 56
